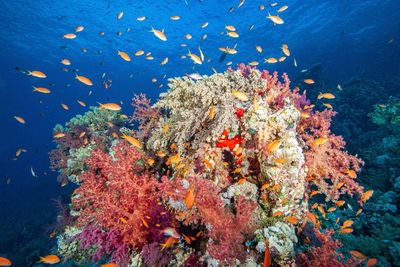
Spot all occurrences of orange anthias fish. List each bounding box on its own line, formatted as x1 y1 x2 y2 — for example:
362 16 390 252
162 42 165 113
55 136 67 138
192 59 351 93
304 79 315 84
306 211 317 226
100 263 118 267
263 239 271 267
338 228 353 234
117 50 131 61
336 200 346 207
28 70 47 78
349 250 366 260
311 137 328 146
32 86 51 93
150 27 167 41
286 216 298 224
98 102 122 111
267 12 284 25
362 190 374 202
341 219 354 229
37 255 60 264
367 258 378 267
14 115 26 124
317 93 335 99
266 140 281 154
346 169 357 179
121 134 142 149
185 187 195 209
75 74 93 86
0 257 12 266
160 236 178 250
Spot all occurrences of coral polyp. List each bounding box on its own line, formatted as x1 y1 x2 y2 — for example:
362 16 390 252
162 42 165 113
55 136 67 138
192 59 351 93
51 65 367 266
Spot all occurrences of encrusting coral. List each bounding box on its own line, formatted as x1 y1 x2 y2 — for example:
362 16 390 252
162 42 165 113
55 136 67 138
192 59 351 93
50 65 373 266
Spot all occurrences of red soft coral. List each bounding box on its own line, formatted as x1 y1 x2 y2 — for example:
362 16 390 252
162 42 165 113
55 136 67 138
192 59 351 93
131 94 161 140
72 141 174 256
158 175 257 265
296 229 358 267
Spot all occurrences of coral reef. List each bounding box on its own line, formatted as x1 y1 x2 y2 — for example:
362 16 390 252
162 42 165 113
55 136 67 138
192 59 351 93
50 65 367 266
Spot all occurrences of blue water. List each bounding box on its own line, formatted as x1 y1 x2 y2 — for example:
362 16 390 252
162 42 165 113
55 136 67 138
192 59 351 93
0 0 399 265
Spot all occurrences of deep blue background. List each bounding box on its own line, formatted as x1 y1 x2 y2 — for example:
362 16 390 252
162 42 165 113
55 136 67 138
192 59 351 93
0 0 399 264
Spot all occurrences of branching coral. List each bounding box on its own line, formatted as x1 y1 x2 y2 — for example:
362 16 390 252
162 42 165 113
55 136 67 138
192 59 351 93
51 65 366 267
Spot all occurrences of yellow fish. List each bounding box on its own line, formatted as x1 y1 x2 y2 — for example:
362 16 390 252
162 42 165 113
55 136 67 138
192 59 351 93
256 45 263 53
266 140 281 154
61 103 69 110
277 5 288 12
77 100 86 107
225 25 236 31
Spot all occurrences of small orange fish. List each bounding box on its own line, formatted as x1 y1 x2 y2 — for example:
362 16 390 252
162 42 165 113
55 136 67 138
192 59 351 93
286 216 298 224
98 102 122 111
336 200 346 207
75 74 93 86
101 263 117 267
79 132 86 138
150 27 167 41
75 25 84 32
349 250 366 259
336 181 344 189
141 218 149 228
267 12 284 25
160 236 177 250
317 93 335 99
273 158 286 164
356 208 362 216
270 184 281 191
346 169 357 179
14 116 26 124
273 210 283 216
264 57 278 64
327 207 336 212
209 104 215 120
341 220 354 229
266 140 281 154
306 211 317 225
117 50 131 61
323 103 333 109
61 59 71 65
367 258 377 267
362 190 374 202
121 134 142 149
263 239 271 267
260 183 270 191
160 57 169 65
32 86 51 93
336 217 341 224
317 205 326 218
237 178 246 185
311 203 318 209
37 255 60 264
77 100 86 107
311 137 328 146
28 70 47 78
61 103 69 110
0 257 12 266
166 154 180 165
185 187 195 209
338 228 353 234
310 190 319 197
135 50 144 56
304 79 315 84
53 132 65 138
63 33 76 39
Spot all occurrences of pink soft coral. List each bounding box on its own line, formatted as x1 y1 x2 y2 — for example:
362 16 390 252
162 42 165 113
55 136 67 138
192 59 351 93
158 175 257 265
72 141 174 256
298 109 364 201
